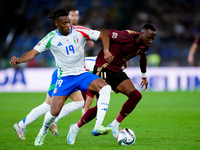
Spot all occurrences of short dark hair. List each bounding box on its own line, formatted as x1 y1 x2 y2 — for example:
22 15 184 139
141 24 156 31
47 9 69 22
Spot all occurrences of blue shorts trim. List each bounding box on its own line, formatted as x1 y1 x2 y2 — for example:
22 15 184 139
52 72 100 96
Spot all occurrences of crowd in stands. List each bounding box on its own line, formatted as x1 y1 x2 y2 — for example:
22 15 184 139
4 0 200 68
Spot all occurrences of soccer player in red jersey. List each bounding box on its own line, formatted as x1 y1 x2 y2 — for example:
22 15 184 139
95 24 157 138
188 34 200 66
69 24 157 140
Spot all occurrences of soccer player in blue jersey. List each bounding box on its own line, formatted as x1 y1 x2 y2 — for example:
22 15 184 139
12 59 95 140
12 9 94 140
69 9 96 116
10 8 113 145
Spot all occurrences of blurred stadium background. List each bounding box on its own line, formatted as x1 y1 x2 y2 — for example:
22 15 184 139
1 0 200 67
0 0 200 92
1 2 199 149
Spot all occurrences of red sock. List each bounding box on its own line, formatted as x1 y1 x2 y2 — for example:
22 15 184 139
115 113 125 123
77 106 97 127
117 90 142 122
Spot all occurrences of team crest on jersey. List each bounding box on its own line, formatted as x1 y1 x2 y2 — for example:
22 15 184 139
73 35 79 44
112 32 118 39
37 42 41 46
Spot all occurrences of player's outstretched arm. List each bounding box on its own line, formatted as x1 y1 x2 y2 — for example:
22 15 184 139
10 49 40 65
98 32 113 63
139 54 147 73
139 54 148 91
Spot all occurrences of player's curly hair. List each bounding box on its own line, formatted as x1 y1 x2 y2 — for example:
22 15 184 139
47 9 69 22
141 24 156 31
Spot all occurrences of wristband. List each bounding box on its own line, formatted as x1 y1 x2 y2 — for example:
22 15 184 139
141 72 146 78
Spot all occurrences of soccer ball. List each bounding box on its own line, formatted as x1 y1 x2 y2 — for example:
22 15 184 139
117 128 136 146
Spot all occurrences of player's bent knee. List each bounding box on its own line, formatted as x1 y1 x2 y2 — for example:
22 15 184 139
129 90 142 98
135 90 142 100
128 90 142 105
50 108 61 116
50 112 59 117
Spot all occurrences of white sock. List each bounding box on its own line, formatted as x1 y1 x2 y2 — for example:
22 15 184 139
94 85 111 128
54 101 84 123
73 124 80 131
18 102 50 129
111 119 120 127
40 111 56 134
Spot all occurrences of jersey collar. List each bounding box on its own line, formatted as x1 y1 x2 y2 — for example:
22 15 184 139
56 26 73 36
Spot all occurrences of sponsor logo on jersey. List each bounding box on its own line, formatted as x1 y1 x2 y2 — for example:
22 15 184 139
57 42 63 46
73 35 79 44
112 32 118 39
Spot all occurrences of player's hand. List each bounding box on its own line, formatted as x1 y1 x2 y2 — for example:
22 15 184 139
10 56 20 65
104 51 114 63
140 77 148 91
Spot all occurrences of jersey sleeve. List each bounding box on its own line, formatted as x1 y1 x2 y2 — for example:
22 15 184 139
73 26 100 41
34 31 56 53
109 29 138 43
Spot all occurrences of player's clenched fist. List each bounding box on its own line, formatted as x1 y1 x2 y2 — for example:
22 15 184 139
10 56 20 65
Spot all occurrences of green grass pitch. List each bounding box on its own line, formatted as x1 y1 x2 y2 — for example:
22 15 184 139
0 91 200 150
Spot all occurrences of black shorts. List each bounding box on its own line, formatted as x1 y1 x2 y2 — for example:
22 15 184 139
93 66 129 91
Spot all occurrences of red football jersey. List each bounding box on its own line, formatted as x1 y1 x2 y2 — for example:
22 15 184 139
95 29 149 72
